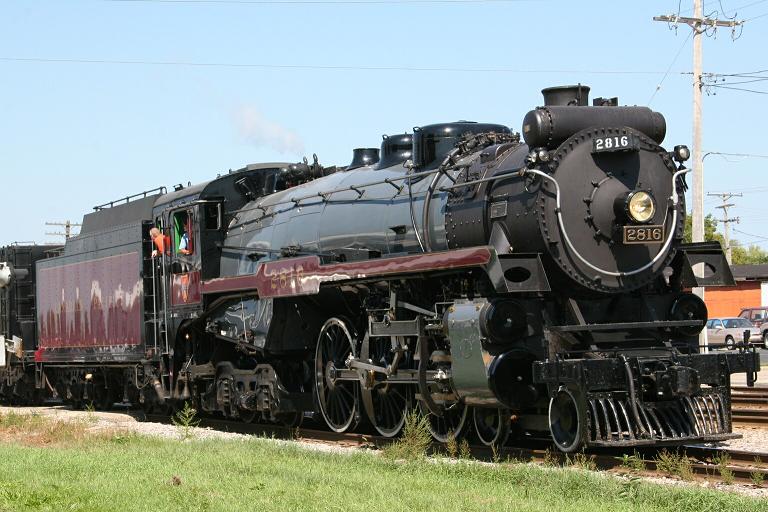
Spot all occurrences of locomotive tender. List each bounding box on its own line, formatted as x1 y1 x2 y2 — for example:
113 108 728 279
1 85 760 452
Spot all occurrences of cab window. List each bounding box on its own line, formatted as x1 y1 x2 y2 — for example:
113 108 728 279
204 203 222 230
173 210 194 256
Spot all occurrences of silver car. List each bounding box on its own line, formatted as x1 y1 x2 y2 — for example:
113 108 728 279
706 317 762 349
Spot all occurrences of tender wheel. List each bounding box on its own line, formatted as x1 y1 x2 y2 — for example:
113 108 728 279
239 408 257 424
549 387 586 453
315 318 359 433
473 407 510 447
361 336 412 438
278 411 304 428
92 379 115 411
725 335 735 350
418 400 468 443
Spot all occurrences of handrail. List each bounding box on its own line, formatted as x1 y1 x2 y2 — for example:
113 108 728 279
94 186 167 211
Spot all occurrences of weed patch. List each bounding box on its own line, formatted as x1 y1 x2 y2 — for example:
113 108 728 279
619 451 646 473
655 449 693 480
714 453 735 485
750 457 765 487
541 448 560 467
567 452 597 471
445 433 458 458
382 412 431 461
172 401 200 441
458 438 472 460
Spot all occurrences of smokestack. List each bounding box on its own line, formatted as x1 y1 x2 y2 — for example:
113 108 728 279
541 84 590 106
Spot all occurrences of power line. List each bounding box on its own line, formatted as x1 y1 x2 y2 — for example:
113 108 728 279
709 68 768 76
648 30 693 105
703 152 768 159
733 228 768 242
708 84 768 94
96 0 544 4
682 0 768 16
745 10 768 20
0 56 671 74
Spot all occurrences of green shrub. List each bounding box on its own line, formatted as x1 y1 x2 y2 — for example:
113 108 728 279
382 412 432 461
172 401 200 441
619 451 646 473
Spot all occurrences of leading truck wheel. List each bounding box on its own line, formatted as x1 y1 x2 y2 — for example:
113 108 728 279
548 387 586 453
473 407 510 447
418 400 468 443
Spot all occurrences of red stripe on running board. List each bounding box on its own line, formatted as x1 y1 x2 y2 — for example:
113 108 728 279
202 246 492 298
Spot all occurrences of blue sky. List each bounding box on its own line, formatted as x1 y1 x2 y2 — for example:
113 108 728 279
1 0 766 247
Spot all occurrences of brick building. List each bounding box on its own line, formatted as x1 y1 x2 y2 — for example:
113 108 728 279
705 264 768 318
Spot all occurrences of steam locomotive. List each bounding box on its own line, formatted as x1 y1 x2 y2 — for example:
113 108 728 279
1 85 759 452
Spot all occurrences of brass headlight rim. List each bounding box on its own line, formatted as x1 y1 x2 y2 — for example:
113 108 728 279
626 190 656 224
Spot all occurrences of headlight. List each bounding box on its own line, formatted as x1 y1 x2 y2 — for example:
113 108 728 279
673 145 690 163
627 191 656 223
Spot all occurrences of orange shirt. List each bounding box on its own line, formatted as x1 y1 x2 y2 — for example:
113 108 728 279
153 234 171 255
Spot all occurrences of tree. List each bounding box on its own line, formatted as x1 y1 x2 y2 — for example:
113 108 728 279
683 214 722 245
731 242 768 265
683 213 768 264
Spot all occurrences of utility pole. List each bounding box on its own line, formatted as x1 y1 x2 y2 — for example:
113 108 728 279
45 220 82 241
654 3 743 248
654 3 744 353
707 192 742 264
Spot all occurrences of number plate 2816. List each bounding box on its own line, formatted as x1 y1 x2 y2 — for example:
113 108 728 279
593 134 638 153
623 225 664 244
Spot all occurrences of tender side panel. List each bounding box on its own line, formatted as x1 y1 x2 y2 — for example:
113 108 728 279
37 252 143 349
35 220 148 362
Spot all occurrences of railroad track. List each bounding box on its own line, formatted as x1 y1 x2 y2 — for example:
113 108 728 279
731 386 768 426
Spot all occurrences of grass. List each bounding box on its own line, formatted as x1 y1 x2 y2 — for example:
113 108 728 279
655 450 694 481
0 412 766 512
